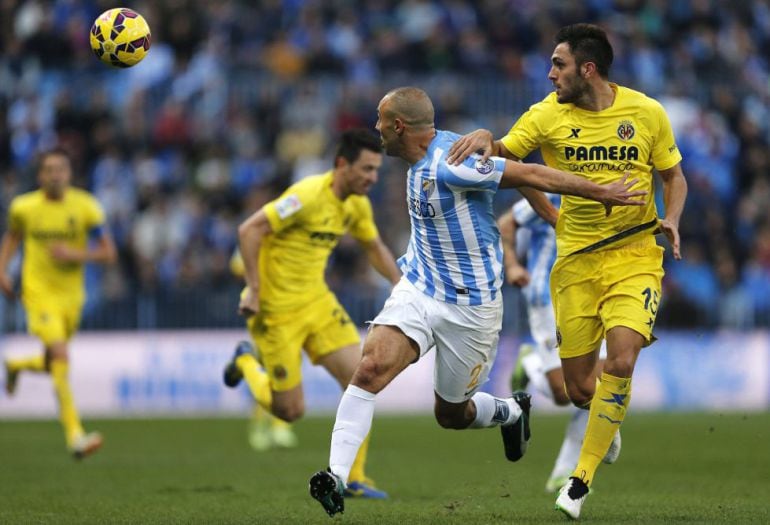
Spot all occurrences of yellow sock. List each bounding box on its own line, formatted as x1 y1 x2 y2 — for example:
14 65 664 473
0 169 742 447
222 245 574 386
270 415 292 431
573 372 631 486
7 354 46 373
348 433 371 483
236 354 273 412
50 360 84 447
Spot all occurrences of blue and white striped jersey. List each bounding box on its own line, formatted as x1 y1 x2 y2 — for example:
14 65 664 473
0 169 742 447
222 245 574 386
399 130 506 306
512 193 561 307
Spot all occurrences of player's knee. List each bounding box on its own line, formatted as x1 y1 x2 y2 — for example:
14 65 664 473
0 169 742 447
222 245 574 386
351 355 387 392
603 355 635 378
552 388 572 406
565 382 594 408
46 344 69 362
433 399 469 429
272 402 304 423
433 409 465 429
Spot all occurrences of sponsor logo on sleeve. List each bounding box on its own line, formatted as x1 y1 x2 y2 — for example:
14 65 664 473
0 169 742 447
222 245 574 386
275 194 302 219
475 158 495 175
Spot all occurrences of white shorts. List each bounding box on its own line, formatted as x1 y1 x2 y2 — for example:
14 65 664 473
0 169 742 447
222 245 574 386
528 302 607 374
372 278 503 403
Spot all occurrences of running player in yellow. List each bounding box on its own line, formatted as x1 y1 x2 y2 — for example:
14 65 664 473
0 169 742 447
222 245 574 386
222 129 401 498
229 249 298 452
0 148 117 459
448 24 688 519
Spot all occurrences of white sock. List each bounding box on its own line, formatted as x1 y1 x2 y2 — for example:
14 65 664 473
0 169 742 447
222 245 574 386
469 392 522 428
329 385 376 484
522 352 553 401
550 408 588 478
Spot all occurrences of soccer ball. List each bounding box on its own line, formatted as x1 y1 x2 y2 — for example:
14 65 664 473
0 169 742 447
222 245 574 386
89 7 151 68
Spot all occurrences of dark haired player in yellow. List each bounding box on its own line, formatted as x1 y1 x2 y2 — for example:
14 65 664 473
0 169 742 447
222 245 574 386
0 148 116 459
448 23 688 519
223 128 401 498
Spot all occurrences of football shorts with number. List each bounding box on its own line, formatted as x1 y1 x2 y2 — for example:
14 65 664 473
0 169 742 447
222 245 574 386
372 277 503 403
550 236 664 359
24 299 83 346
246 291 360 392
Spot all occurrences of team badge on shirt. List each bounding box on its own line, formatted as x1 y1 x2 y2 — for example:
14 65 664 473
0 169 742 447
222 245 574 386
475 158 495 174
275 194 302 219
617 121 635 141
421 179 435 197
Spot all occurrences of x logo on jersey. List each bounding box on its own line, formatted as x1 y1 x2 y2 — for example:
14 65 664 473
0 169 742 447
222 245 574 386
570 128 581 138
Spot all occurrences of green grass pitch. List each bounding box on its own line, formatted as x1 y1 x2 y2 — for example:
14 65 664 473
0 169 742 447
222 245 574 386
0 412 768 524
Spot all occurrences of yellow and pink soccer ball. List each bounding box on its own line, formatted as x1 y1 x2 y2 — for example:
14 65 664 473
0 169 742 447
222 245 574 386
89 7 151 68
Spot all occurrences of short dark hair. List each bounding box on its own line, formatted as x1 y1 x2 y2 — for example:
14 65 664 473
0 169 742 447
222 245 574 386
37 147 71 171
335 128 382 164
555 24 613 78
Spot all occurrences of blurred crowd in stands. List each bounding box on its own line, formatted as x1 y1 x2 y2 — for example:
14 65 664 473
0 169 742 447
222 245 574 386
1 0 770 329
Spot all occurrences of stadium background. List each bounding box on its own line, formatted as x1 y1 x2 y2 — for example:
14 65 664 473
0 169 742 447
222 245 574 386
1 2 769 524
0 0 769 415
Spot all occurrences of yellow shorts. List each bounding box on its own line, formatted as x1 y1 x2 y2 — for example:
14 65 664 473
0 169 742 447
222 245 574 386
24 300 82 346
551 237 664 359
247 292 361 392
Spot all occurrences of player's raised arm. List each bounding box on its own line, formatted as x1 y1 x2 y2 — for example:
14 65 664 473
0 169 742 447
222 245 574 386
500 161 647 208
237 208 273 317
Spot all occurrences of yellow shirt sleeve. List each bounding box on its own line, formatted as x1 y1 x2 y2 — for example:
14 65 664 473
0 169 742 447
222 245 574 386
500 98 549 160
649 99 683 171
83 194 107 230
8 197 25 233
347 196 378 243
262 181 315 234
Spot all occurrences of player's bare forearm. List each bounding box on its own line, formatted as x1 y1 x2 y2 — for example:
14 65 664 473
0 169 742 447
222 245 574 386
497 210 515 245
518 186 558 226
496 211 529 286
496 210 519 263
50 233 116 264
364 238 401 285
0 232 20 298
237 209 271 291
90 235 117 264
658 164 687 260
659 164 687 226
0 231 21 274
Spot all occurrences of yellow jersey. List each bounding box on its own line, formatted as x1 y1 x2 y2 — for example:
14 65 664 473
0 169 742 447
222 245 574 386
501 84 682 256
8 188 106 305
257 171 378 312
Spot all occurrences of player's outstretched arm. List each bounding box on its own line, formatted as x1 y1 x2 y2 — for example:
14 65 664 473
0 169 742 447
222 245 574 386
0 231 21 298
237 209 273 317
497 211 530 287
657 163 687 260
361 237 401 285
500 162 647 208
447 129 510 165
